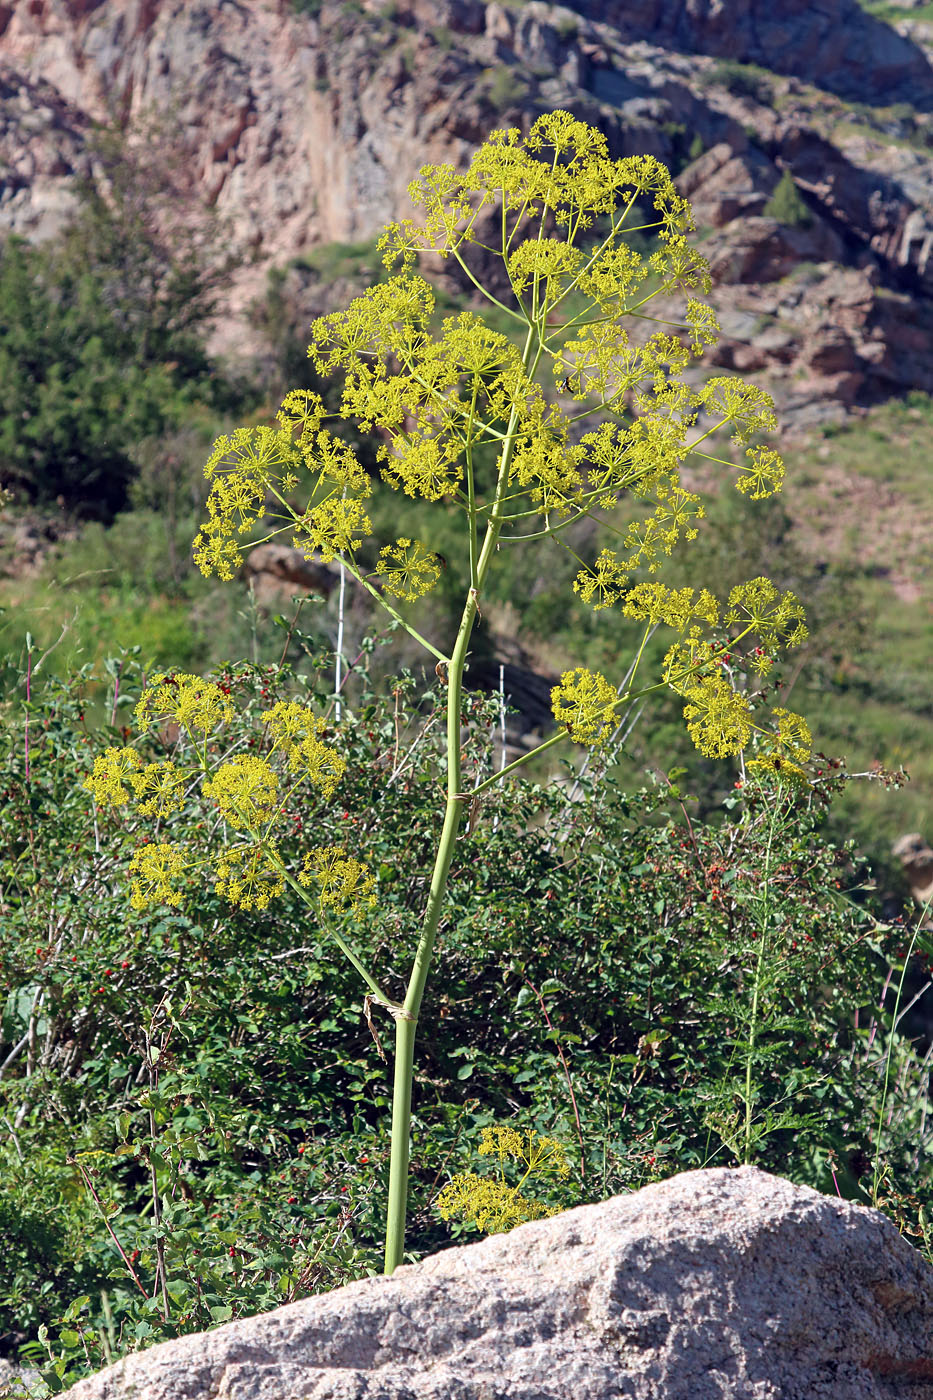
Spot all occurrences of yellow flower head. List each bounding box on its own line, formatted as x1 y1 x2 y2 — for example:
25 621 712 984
83 747 144 807
259 702 346 799
435 1173 557 1235
573 548 629 612
478 1124 571 1179
769 707 812 764
737 445 785 499
376 538 442 601
380 432 462 502
213 843 286 912
289 733 346 799
276 388 327 447
302 429 370 494
746 756 811 791
621 582 719 633
192 512 248 582
551 667 619 746
291 495 372 563
127 761 187 818
725 577 808 653
298 845 376 917
203 755 279 832
662 635 722 696
261 701 325 754
683 675 753 758
128 842 191 911
135 673 235 739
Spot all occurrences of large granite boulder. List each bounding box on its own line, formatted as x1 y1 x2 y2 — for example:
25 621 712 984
62 1165 933 1400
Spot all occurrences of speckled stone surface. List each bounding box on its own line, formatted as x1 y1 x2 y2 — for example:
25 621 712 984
61 1165 933 1400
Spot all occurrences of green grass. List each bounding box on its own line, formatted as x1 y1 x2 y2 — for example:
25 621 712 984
858 0 933 20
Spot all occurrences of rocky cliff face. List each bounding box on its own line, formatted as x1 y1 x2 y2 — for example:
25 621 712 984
4 0 933 424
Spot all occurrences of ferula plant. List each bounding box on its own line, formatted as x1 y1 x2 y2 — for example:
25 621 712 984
86 111 813 1274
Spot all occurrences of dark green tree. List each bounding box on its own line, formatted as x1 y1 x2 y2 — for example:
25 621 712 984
0 109 244 519
764 170 813 227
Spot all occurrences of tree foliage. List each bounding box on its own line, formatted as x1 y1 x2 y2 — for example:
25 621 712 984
0 112 244 518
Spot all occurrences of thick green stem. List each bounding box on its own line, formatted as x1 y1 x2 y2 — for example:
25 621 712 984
382 325 538 1275
383 586 478 1273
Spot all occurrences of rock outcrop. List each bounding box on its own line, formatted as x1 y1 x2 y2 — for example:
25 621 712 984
61 1165 933 1400
243 542 339 609
893 831 933 908
4 0 933 419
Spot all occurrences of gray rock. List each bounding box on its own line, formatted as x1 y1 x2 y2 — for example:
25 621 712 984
242 542 339 608
61 1165 933 1400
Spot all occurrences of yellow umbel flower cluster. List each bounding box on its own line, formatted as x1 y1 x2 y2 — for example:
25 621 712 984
128 843 191 911
202 754 280 832
83 750 185 819
551 668 619 746
213 843 286 912
261 701 347 798
435 1174 556 1234
725 577 808 652
127 761 186 818
298 846 377 917
135 673 234 739
83 746 144 806
376 538 442 601
84 673 357 914
436 1123 570 1235
477 1124 570 1178
193 425 301 581
682 675 753 759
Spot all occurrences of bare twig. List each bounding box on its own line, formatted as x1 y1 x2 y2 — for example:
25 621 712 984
69 1156 150 1300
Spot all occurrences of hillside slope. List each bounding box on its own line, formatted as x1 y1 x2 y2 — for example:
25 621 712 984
4 0 933 423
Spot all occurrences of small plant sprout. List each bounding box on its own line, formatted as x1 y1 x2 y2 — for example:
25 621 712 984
84 111 813 1274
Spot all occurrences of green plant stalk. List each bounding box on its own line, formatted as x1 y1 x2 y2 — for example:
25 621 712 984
383 329 539 1274
743 794 779 1163
383 585 477 1272
871 898 932 1202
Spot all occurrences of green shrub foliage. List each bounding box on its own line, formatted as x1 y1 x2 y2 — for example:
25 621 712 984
0 116 246 518
0 641 925 1389
763 170 813 228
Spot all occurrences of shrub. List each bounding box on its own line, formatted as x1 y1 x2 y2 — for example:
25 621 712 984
0 646 927 1390
764 170 813 227
698 60 773 105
